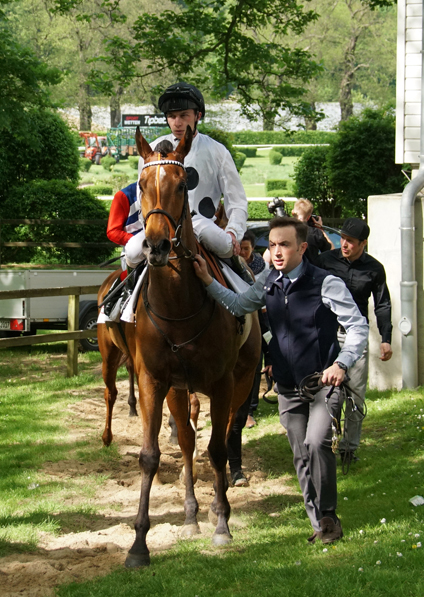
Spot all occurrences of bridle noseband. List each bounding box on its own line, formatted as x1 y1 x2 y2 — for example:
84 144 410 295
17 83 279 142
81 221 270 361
141 157 192 259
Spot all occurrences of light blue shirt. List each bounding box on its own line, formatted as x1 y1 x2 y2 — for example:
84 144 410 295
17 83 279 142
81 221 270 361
206 261 368 369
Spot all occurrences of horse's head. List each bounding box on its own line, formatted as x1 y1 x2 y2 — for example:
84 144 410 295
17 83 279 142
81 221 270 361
136 126 193 267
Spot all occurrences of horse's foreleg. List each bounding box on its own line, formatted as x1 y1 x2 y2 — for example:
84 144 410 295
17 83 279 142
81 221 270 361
126 358 138 417
125 380 166 569
166 389 200 537
208 378 234 546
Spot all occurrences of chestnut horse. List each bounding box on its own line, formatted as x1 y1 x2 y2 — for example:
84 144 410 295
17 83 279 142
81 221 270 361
99 126 261 568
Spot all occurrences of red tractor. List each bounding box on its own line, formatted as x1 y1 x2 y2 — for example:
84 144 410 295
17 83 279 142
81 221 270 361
79 132 109 164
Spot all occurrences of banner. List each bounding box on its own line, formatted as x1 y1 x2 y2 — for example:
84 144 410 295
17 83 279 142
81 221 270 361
121 114 167 128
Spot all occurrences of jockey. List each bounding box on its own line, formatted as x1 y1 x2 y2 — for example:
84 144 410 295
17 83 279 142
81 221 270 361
125 82 249 274
103 82 250 316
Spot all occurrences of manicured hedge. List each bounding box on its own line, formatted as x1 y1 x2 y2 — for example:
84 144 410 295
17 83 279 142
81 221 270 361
247 200 295 220
266 179 289 192
274 146 311 157
269 150 283 165
79 158 92 172
232 130 336 145
87 184 114 196
234 152 247 171
128 157 139 170
237 147 257 158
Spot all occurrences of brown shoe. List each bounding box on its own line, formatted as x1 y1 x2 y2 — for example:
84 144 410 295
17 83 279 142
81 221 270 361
307 531 323 544
319 517 343 544
246 415 256 428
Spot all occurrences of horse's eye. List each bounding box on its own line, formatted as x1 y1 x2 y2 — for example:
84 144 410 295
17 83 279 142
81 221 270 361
178 181 186 192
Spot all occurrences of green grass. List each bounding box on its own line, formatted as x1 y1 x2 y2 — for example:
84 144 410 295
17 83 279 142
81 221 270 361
80 151 298 200
0 345 126 556
4 344 423 595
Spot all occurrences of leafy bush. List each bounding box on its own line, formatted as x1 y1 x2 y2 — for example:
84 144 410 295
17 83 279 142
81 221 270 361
111 174 130 193
269 150 283 165
79 158 92 172
1 180 113 265
266 179 288 192
327 107 405 217
234 152 247 171
293 145 341 218
237 147 257 158
86 184 114 196
102 156 116 172
232 131 336 145
128 157 139 170
266 188 293 197
0 110 80 201
274 146 311 157
247 200 295 220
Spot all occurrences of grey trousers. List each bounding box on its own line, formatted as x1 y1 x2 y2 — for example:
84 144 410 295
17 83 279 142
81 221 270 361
337 330 368 453
279 386 339 531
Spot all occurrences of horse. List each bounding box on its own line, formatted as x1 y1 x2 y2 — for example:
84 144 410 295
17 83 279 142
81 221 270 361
99 125 261 568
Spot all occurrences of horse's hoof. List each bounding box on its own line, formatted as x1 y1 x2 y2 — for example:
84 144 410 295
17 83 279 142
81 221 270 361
125 552 150 568
128 409 138 417
212 532 232 546
168 434 179 445
102 433 113 447
208 508 218 526
180 523 201 538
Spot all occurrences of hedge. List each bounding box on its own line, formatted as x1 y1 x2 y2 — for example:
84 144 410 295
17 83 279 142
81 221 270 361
102 156 116 172
234 152 247 171
237 147 257 158
232 130 336 145
269 150 283 165
247 200 295 220
266 179 289 192
87 184 114 196
79 158 92 172
273 146 311 157
128 157 139 170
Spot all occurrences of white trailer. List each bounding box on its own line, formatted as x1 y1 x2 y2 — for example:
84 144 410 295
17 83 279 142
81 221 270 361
0 269 111 351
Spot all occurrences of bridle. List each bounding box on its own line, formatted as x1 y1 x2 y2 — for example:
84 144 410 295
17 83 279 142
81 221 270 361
140 156 194 260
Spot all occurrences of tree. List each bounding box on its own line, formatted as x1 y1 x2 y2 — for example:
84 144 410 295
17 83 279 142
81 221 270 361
89 0 322 130
0 6 61 132
327 107 404 216
291 0 396 123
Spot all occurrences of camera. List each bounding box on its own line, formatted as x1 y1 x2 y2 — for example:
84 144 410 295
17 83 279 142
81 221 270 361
267 197 289 218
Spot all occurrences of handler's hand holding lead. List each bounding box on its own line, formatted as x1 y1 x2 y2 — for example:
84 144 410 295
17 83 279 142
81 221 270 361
322 363 346 387
193 254 213 286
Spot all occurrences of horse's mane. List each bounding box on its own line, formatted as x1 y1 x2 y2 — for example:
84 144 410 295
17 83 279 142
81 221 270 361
155 140 174 157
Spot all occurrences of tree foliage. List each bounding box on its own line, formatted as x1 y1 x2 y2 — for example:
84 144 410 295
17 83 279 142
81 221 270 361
294 107 404 218
327 107 405 215
1 180 113 264
0 7 61 131
90 0 322 129
0 110 80 202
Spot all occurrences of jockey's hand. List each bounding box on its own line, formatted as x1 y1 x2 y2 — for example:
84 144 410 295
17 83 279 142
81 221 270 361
262 364 273 378
322 363 346 387
227 231 240 256
193 254 213 286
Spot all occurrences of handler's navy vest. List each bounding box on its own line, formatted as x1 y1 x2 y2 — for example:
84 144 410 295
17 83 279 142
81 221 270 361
265 261 339 388
121 183 143 236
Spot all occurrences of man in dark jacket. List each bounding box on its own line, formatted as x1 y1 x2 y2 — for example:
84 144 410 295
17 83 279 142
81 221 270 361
317 218 393 463
193 217 368 544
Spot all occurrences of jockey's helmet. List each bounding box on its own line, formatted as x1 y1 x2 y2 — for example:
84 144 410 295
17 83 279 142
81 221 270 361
159 83 205 118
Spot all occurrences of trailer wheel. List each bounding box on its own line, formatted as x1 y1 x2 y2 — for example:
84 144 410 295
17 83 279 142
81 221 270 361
95 153 101 165
79 307 99 352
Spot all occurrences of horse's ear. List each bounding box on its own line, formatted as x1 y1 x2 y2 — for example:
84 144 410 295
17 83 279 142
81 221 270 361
136 126 154 160
174 126 193 161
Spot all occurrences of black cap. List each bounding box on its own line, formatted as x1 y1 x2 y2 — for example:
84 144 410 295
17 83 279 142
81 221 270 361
340 218 370 241
158 83 205 118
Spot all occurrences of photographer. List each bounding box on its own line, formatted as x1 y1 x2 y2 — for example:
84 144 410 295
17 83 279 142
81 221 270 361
266 198 333 265
292 199 333 265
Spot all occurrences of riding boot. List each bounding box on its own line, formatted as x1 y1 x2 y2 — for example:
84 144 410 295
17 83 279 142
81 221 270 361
121 266 136 308
221 256 254 285
103 276 122 317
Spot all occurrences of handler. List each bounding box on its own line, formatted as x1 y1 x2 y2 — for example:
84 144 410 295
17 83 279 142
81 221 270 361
193 216 368 544
317 217 393 463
